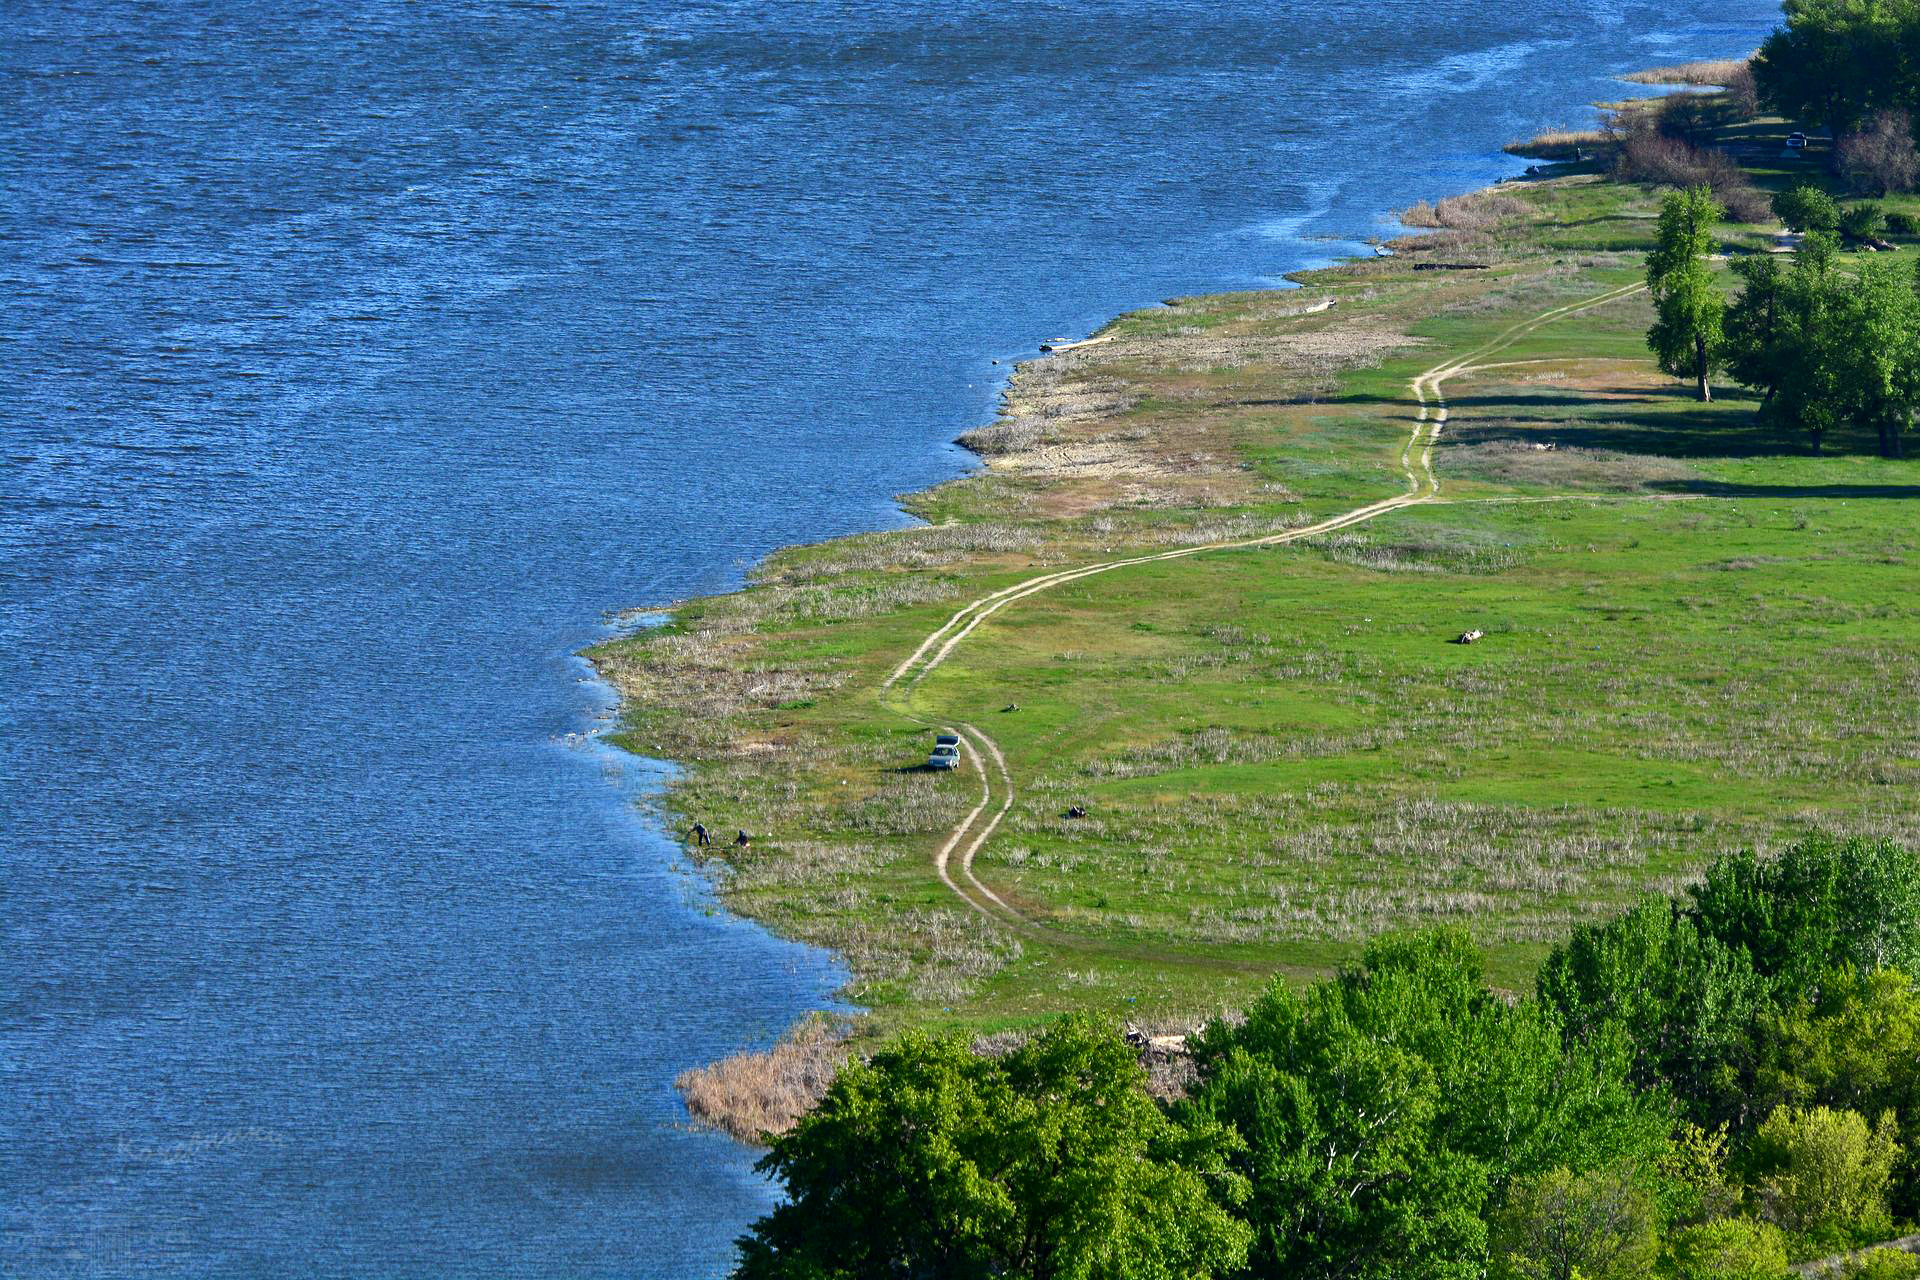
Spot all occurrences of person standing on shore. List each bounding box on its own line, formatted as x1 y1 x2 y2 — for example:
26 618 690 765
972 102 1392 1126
691 822 711 847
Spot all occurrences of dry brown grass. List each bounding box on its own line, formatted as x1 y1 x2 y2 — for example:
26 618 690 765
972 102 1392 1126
1400 191 1533 232
1622 57 1753 87
676 1017 852 1144
1505 128 1611 161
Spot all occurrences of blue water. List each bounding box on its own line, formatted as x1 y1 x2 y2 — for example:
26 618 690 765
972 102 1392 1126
3 2 1778 1275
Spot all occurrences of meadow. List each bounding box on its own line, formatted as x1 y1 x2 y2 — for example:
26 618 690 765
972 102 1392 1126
593 118 1920 1057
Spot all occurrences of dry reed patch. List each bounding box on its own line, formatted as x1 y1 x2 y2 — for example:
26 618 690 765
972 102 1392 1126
1505 128 1612 160
1400 191 1533 232
1622 57 1753 86
676 1017 851 1144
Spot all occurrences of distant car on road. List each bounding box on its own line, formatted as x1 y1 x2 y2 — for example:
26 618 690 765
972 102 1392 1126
1786 131 1808 150
928 732 962 770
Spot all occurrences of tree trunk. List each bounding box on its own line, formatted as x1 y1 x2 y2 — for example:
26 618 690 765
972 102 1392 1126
1695 338 1712 402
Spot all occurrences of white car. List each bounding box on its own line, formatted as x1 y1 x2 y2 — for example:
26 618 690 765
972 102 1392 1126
928 732 962 770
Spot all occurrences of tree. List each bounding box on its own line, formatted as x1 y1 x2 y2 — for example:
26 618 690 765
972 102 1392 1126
1666 1217 1791 1280
1773 183 1842 232
735 1016 1252 1280
1724 254 1790 405
1760 232 1848 452
1536 899 1768 1127
1690 834 1920 993
1753 0 1907 142
1487 1166 1656 1280
1646 187 1726 400
1746 1105 1900 1242
1754 968 1920 1216
1827 256 1920 456
1840 110 1920 194
1841 202 1890 241
1191 931 1666 1280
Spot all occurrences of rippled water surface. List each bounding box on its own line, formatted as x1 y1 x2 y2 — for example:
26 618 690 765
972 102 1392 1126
5 2 1776 1275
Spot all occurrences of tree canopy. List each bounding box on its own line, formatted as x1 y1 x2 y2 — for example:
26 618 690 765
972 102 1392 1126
735 1015 1252 1280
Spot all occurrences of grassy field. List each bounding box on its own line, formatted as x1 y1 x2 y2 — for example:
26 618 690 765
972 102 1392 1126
593 115 1920 1051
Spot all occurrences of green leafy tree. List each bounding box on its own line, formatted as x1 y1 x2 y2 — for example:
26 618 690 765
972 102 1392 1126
1487 1166 1657 1280
1746 1105 1900 1243
1536 899 1768 1126
1753 0 1908 141
1647 187 1727 400
1774 183 1843 232
1689 834 1920 996
734 1016 1252 1280
1724 253 1791 405
1827 256 1920 456
1755 968 1920 1214
1191 931 1666 1280
1657 1121 1742 1225
1761 232 1849 451
1666 1217 1791 1280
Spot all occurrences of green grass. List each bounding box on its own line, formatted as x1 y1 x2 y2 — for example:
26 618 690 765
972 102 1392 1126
593 153 1920 1043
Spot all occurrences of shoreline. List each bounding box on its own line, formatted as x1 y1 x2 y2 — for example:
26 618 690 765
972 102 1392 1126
586 49 1826 1137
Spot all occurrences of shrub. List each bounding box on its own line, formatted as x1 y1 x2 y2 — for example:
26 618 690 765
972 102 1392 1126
1719 183 1774 224
1841 1249 1920 1280
1774 184 1842 232
1746 1105 1899 1242
1839 110 1920 197
1666 1218 1790 1280
1886 210 1919 236
1840 203 1888 242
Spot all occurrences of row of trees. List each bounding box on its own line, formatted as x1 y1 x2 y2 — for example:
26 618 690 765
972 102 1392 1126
734 834 1920 1279
1647 186 1919 455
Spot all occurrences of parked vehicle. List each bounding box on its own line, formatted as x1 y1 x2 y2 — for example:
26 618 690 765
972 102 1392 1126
928 732 962 770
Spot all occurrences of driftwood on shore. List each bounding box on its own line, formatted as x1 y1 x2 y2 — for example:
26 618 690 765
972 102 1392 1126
1413 262 1492 271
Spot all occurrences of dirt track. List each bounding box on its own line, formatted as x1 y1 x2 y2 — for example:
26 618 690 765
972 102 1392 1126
886 281 1649 932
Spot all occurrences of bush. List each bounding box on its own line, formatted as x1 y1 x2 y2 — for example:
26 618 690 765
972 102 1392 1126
1611 122 1767 221
1886 210 1919 236
1719 183 1774 225
1841 1249 1920 1280
1841 203 1888 242
1839 110 1920 196
1774 184 1842 232
1835 1251 1920 1280
1667 1218 1790 1280
1746 1105 1899 1242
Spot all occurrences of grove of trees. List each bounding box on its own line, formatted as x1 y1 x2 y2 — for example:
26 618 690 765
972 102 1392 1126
735 835 1920 1280
1647 186 1920 455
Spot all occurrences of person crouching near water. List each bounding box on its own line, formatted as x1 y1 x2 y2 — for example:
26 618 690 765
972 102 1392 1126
733 829 752 850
